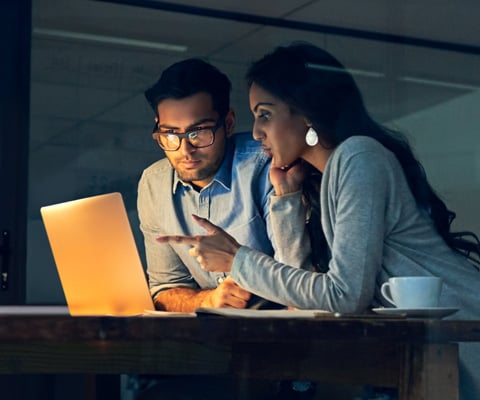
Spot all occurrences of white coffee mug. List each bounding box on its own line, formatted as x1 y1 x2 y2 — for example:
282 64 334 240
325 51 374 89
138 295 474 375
380 276 442 309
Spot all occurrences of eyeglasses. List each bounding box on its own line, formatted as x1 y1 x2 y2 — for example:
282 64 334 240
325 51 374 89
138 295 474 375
152 118 224 151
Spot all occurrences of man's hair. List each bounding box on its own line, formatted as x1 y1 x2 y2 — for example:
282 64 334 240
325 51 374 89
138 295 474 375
145 58 231 118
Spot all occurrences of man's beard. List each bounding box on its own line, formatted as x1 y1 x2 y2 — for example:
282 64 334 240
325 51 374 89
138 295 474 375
176 158 223 185
177 167 214 183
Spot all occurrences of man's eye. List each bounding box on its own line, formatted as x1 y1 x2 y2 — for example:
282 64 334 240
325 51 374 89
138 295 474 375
191 126 209 132
158 134 178 144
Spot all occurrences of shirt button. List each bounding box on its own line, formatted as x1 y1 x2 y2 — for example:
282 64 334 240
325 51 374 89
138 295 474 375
216 276 225 284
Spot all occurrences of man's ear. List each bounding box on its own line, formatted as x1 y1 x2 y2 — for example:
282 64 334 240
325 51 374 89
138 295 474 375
224 109 236 137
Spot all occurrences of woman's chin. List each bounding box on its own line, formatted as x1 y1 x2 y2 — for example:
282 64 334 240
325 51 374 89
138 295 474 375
273 161 290 170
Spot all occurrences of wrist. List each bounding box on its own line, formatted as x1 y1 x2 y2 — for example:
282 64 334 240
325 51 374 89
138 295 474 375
273 184 301 196
199 290 215 308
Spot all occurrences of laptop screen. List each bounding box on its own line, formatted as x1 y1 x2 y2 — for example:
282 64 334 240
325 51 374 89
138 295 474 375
40 192 154 316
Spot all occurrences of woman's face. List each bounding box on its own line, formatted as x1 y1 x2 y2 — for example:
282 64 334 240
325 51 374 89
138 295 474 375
249 83 308 169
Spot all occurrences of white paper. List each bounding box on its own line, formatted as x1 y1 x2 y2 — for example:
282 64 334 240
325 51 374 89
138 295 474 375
143 309 196 317
195 307 333 318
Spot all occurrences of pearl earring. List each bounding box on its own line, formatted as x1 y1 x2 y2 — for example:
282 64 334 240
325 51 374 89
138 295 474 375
305 127 318 146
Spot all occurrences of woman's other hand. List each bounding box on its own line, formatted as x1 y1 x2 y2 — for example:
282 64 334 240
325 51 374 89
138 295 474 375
270 158 306 196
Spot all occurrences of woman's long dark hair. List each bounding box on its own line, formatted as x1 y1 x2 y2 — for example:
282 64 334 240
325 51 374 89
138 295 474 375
246 42 480 270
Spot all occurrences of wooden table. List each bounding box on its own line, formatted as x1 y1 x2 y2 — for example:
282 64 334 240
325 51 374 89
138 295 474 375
0 311 479 400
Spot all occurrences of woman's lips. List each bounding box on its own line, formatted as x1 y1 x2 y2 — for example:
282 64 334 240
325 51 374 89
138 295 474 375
262 147 272 157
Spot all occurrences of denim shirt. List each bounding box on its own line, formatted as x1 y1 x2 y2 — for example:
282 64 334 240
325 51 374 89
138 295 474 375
137 132 276 298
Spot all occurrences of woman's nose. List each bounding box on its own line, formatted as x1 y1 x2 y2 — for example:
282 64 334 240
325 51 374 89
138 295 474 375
252 124 265 141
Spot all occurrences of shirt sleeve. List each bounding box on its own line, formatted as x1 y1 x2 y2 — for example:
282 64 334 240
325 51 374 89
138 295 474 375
137 170 198 298
140 220 198 298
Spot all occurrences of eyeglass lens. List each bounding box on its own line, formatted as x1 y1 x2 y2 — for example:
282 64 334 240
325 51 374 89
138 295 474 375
158 128 214 150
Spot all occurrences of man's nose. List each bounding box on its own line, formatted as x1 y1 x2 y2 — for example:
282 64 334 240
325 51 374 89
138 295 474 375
179 137 196 154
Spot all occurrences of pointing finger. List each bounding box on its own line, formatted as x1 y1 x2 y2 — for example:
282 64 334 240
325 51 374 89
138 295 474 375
191 214 220 234
156 235 199 245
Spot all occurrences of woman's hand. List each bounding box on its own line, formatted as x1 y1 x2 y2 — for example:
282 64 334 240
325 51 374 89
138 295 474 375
270 158 306 195
156 214 241 272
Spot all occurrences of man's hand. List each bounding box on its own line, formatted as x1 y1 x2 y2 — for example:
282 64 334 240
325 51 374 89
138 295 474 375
201 277 251 308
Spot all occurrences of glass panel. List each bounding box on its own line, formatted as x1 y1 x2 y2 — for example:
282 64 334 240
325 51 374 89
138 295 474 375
28 0 480 303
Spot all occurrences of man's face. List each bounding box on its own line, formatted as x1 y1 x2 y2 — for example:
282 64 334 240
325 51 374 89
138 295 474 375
156 92 234 189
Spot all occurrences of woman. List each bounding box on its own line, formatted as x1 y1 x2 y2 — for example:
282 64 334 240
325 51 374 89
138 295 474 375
157 43 480 398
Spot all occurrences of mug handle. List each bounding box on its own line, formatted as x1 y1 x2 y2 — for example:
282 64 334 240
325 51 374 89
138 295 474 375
380 282 396 306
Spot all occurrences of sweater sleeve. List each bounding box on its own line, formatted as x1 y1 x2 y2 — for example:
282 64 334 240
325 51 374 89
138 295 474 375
230 140 394 312
268 191 312 269
319 146 391 311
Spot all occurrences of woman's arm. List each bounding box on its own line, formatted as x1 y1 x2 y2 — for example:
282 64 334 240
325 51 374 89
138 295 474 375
156 146 393 312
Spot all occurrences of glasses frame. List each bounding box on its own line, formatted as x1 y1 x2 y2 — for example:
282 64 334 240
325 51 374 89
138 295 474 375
152 118 225 151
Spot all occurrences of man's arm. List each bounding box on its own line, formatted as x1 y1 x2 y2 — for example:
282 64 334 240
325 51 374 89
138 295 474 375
154 287 212 312
154 277 251 312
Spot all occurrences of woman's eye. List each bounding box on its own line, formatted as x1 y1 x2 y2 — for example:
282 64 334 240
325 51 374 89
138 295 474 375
258 112 271 121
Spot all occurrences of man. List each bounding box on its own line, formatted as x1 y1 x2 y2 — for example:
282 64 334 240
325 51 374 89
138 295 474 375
138 58 297 312
135 58 314 400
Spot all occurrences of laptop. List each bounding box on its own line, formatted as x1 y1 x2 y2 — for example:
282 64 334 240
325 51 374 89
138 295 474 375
40 192 155 316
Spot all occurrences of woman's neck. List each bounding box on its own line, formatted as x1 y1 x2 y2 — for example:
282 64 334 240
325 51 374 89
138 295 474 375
303 145 333 173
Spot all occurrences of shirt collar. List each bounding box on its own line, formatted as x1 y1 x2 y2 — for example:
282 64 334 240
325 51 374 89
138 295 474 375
172 138 234 194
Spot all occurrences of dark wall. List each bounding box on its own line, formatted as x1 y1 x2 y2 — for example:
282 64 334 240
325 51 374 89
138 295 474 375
0 0 31 304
